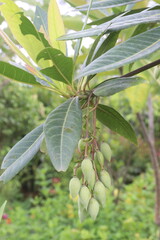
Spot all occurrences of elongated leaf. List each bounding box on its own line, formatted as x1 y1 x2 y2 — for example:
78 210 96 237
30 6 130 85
0 0 50 67
93 77 145 97
0 61 42 87
77 0 143 11
34 6 48 34
0 201 7 222
77 27 160 78
0 125 44 182
37 47 73 85
48 0 66 54
96 104 137 144
58 10 160 40
44 97 82 171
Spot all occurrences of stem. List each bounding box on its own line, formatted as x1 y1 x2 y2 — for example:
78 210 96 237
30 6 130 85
137 95 160 226
84 93 92 157
121 59 160 78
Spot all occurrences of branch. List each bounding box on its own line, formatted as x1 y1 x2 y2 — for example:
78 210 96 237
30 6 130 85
121 59 160 78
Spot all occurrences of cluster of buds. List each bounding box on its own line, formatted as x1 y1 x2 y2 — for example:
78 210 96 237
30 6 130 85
69 141 112 221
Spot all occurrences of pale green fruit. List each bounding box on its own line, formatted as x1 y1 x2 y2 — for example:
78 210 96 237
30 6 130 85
78 138 85 153
69 177 81 198
81 158 93 181
94 180 107 207
87 168 95 189
79 185 91 210
88 197 99 220
78 198 87 222
95 150 104 167
100 170 111 189
100 143 112 162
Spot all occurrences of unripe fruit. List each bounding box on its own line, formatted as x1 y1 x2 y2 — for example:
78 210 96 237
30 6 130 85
87 168 95 189
79 185 91 210
100 143 112 162
100 170 111 189
78 138 85 153
69 177 81 198
95 150 104 167
94 180 107 207
88 197 99 220
78 198 87 222
81 158 93 181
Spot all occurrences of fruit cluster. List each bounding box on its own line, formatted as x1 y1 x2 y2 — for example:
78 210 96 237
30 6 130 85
69 141 112 221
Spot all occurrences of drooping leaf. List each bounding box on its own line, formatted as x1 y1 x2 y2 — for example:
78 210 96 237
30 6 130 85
93 77 145 97
0 61 42 87
44 97 82 172
34 6 48 35
96 104 137 144
77 0 144 11
58 10 160 40
37 47 73 85
48 0 66 54
0 125 44 182
0 201 7 222
0 0 50 67
77 27 160 78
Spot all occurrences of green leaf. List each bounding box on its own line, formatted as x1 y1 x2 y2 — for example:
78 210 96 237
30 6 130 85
34 6 48 34
48 0 66 54
96 104 137 144
44 97 82 172
0 0 50 67
58 10 160 40
37 47 73 85
0 61 42 87
77 27 160 78
77 0 144 11
0 201 7 222
0 125 44 182
93 77 145 97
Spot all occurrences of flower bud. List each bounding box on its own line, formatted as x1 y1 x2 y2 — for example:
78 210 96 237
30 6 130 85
87 168 95 189
95 150 104 167
88 197 99 220
69 177 81 198
100 143 112 162
100 170 111 189
94 180 107 207
78 139 85 153
79 185 91 210
81 158 93 181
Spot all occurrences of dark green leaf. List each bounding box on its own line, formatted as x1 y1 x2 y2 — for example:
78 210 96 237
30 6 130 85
58 10 160 40
77 0 143 11
93 77 145 97
0 61 41 87
44 97 82 172
0 125 44 182
96 104 137 144
77 27 160 78
34 6 48 34
37 47 73 85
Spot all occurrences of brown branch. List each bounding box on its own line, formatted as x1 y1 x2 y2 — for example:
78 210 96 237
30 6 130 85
121 59 160 78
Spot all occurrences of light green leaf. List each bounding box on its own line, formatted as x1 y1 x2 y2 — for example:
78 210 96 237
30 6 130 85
44 97 82 171
93 77 145 97
0 201 7 222
58 10 160 40
0 125 44 182
48 0 66 54
0 0 50 67
96 104 137 144
37 47 73 85
0 61 42 87
77 27 160 78
77 0 143 11
34 6 48 35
